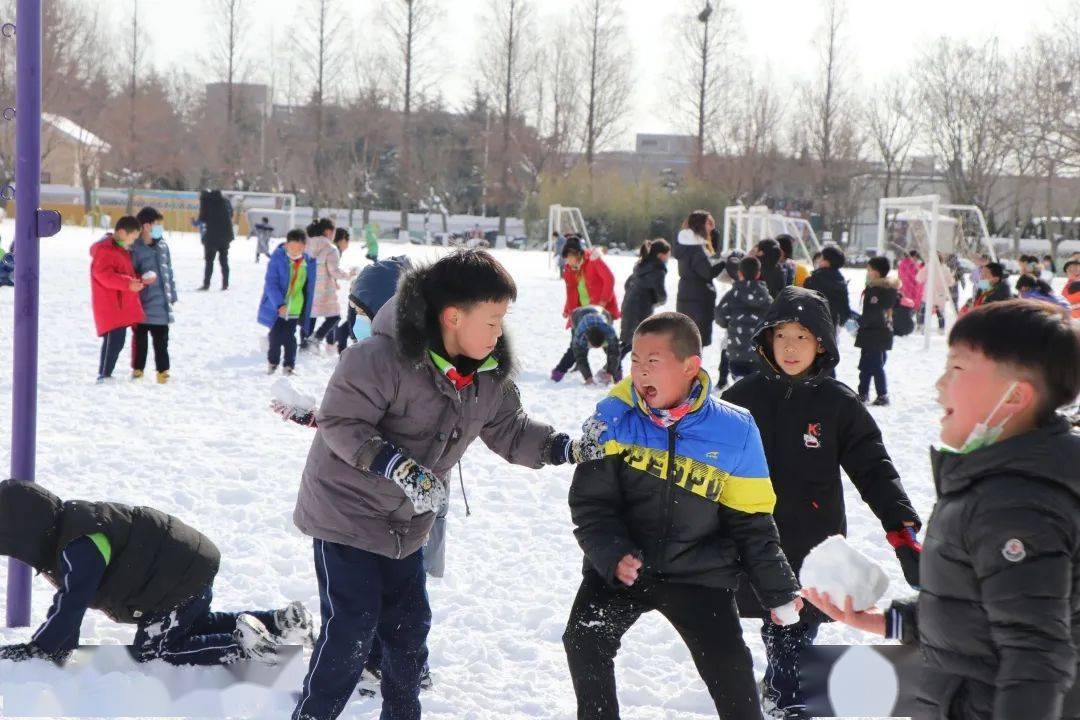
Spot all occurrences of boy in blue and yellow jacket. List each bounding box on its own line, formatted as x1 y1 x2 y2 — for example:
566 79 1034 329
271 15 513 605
564 311 800 720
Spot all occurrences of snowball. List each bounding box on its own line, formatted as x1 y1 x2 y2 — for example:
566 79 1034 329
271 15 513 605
799 535 889 612
271 377 316 413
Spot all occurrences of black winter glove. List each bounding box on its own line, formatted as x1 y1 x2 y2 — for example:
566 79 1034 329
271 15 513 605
887 527 922 589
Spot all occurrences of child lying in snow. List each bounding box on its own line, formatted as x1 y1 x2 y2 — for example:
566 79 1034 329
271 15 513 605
0 480 311 666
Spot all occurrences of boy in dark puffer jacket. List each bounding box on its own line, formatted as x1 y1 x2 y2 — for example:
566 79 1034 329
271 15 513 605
855 256 900 406
722 286 921 720
565 312 800 720
716 255 773 382
806 300 1080 720
0 480 310 666
803 245 852 332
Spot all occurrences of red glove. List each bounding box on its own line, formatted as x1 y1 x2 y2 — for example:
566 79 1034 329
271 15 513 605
887 527 922 589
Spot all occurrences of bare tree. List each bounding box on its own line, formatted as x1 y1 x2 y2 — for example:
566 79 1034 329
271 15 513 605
205 0 249 170
121 0 145 212
913 38 1010 212
728 69 786 202
482 0 534 237
304 0 348 213
384 0 441 232
576 0 632 169
864 76 918 201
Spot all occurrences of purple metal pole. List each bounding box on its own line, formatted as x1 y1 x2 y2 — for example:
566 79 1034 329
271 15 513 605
6 0 43 628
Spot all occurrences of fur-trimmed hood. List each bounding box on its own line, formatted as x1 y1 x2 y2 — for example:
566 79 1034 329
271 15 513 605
371 261 519 380
867 275 901 290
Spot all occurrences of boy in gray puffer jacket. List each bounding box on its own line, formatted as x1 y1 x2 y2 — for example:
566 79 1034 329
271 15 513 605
130 207 177 383
291 249 599 720
716 255 772 382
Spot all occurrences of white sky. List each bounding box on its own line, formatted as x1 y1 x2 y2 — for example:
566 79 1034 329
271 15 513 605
132 0 1063 150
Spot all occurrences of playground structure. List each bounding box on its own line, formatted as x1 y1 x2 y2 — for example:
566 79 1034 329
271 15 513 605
875 194 997 349
546 204 592 257
721 205 823 265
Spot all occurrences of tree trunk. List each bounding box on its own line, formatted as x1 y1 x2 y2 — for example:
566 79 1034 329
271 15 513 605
399 2 415 233
696 17 708 179
498 0 516 239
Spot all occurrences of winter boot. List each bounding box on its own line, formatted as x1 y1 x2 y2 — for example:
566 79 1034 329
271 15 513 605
132 369 144 380
550 369 565 383
872 395 890 407
267 364 278 375
283 366 295 376
156 371 170 384
234 614 278 666
272 601 314 647
857 393 869 404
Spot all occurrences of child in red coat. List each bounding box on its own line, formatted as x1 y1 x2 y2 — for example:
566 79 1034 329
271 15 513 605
561 236 619 326
90 216 145 382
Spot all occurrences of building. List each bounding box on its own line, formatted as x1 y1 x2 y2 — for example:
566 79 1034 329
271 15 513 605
39 113 110 187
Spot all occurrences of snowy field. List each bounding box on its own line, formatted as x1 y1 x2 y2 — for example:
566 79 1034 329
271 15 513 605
0 222 953 718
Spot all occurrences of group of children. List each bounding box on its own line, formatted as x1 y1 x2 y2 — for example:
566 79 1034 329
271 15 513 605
89 210 177 383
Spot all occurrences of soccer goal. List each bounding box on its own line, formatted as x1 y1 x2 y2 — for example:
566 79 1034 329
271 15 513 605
721 205 822 265
87 188 297 236
547 204 592 256
876 194 997 348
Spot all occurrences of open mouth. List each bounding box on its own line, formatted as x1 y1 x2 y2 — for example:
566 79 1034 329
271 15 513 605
639 384 658 401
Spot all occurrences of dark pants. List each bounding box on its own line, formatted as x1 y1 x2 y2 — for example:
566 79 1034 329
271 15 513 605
131 586 276 667
98 327 127 379
292 540 430 720
337 306 357 353
269 318 299 368
132 323 170 373
563 572 761 720
314 316 340 344
203 245 230 289
555 346 577 375
761 616 822 719
858 350 888 398
718 348 730 386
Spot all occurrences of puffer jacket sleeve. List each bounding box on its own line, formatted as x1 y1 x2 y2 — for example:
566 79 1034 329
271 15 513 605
479 381 554 469
164 244 178 303
716 288 734 328
886 596 919 645
92 251 136 291
649 265 668 306
838 397 921 531
569 454 639 586
719 417 799 609
967 482 1077 720
316 336 400 470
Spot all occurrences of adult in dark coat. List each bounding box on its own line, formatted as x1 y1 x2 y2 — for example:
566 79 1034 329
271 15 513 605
197 189 234 291
618 239 670 355
0 480 306 666
673 210 725 347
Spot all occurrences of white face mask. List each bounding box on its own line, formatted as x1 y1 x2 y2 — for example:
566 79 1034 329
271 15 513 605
938 381 1018 455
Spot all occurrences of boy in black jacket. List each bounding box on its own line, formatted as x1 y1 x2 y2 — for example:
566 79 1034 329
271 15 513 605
0 480 311 666
803 245 852 331
716 255 773 382
565 312 800 720
806 300 1080 720
855 256 900 406
721 286 921 720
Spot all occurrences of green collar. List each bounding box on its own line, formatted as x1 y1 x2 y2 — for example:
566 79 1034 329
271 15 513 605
427 349 499 375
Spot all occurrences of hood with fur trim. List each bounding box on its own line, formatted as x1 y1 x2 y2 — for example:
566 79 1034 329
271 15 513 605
371 261 518 381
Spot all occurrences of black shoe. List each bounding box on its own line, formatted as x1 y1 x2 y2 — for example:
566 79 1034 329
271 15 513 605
196 285 210 291
872 395 890 406
858 393 869 403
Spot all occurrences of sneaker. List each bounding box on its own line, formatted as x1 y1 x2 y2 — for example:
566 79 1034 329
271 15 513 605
196 285 210 292
234 614 278 665
420 665 433 692
132 369 144 380
283 366 295 376
872 395 890 406
550 369 565 383
267 364 278 375
96 375 113 384
272 601 314 647
156 371 170 384
857 393 869 404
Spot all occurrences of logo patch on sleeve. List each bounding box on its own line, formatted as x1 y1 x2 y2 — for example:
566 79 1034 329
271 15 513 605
1002 538 1026 562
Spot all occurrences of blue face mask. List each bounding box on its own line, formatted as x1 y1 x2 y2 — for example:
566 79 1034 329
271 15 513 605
150 223 164 240
977 279 991 291
352 314 372 341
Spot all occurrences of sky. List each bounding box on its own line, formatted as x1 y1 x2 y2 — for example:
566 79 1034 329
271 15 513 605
131 0 1064 150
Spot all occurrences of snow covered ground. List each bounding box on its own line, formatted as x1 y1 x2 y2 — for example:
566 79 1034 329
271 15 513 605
0 223 952 718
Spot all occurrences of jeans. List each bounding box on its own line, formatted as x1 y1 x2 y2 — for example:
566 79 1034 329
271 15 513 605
269 318 299 368
858 349 888 398
292 540 430 720
555 346 577 375
132 323 170 372
98 327 127 379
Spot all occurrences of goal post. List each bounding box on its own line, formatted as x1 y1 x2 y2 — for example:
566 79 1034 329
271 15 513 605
547 204 592 260
722 205 822 265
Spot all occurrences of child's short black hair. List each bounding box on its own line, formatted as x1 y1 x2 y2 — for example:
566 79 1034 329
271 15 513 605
868 256 891 276
812 251 823 263
949 300 1080 422
561 237 584 258
739 255 761 280
775 234 795 260
307 218 334 237
821 246 846 269
585 325 607 348
634 312 702 360
334 227 350 244
986 262 1006 280
1065 259 1080 273
114 215 140 234
136 206 163 226
262 216 269 223
423 249 517 315
286 229 307 244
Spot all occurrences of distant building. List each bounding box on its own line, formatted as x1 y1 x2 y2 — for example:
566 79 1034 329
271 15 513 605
40 113 110 187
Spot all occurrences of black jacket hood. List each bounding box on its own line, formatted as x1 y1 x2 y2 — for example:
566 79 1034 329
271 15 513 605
931 416 1080 499
751 286 840 383
0 480 63 571
382 261 518 381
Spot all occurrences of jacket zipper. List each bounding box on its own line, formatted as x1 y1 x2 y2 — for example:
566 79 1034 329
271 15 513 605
657 426 678 575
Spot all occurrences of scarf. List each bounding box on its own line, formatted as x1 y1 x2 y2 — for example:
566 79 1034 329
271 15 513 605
646 380 704 428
